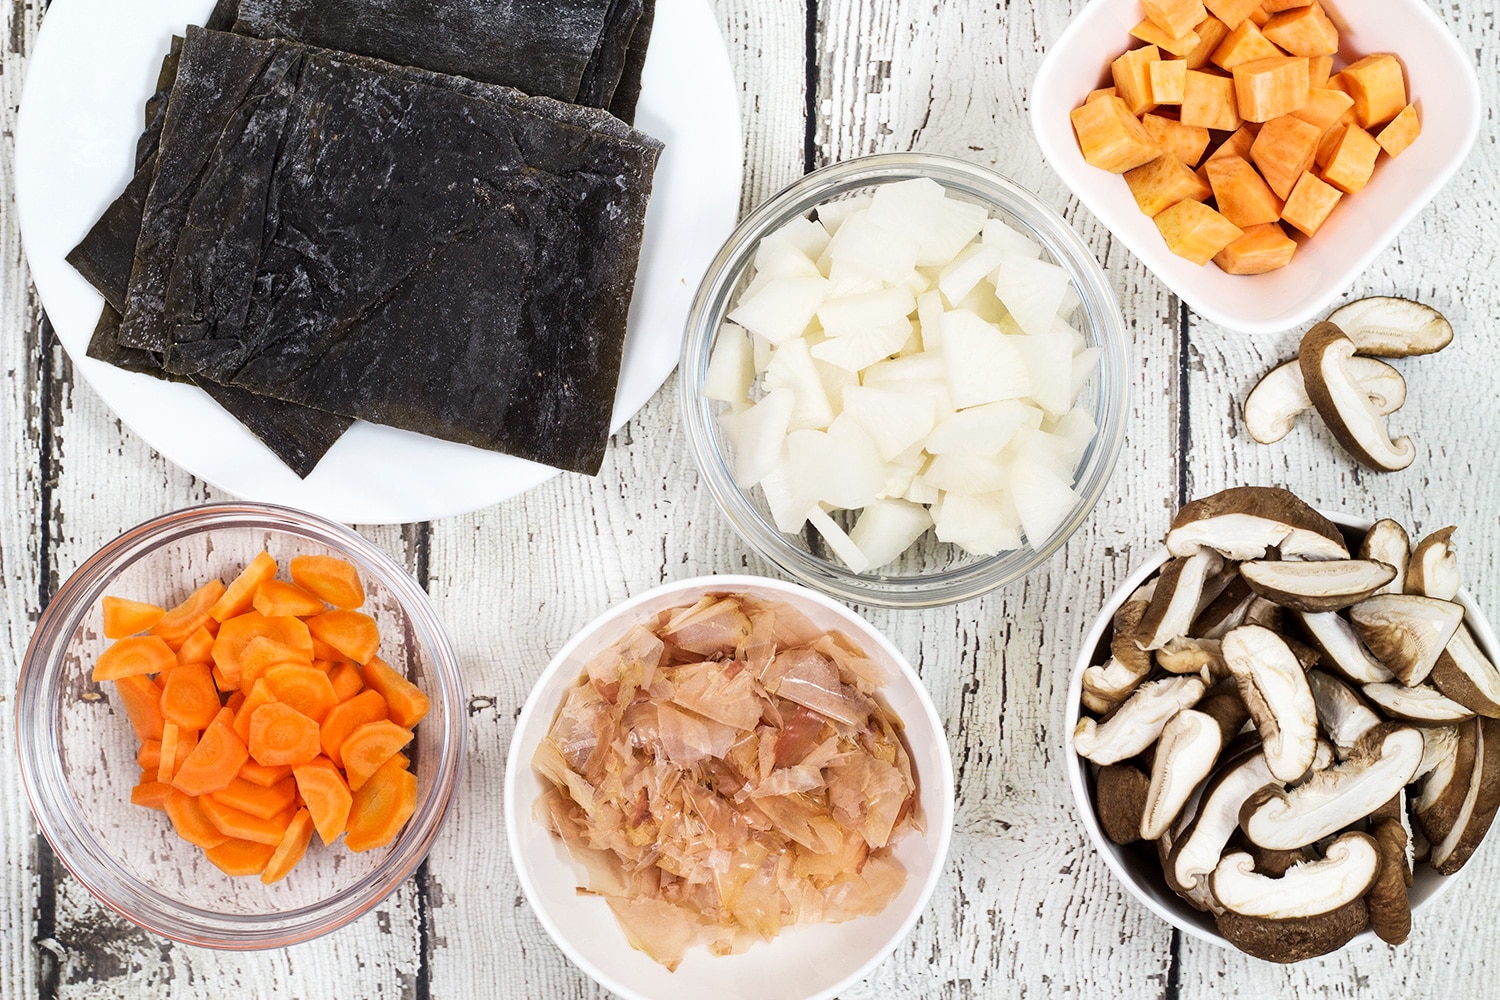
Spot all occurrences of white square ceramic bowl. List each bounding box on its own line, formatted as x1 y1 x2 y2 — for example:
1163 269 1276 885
1030 0 1481 335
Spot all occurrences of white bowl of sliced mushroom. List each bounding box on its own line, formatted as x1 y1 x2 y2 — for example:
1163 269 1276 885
1066 485 1500 963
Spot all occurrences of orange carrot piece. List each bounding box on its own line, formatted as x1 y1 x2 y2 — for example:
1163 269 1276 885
240 635 314 690
249 702 322 767
265 664 340 723
102 596 165 638
94 635 177 681
211 773 300 821
161 727 199 784
226 690 246 713
290 555 366 610
210 551 279 623
130 779 172 812
321 690 390 768
204 838 277 877
159 723 181 784
150 580 227 650
172 708 249 796
341 721 414 791
199 795 296 846
311 637 347 662
293 758 354 845
213 612 313 686
253 580 327 619
344 762 418 852
359 658 430 728
114 675 166 742
239 759 295 788
234 680 279 743
309 659 338 674
261 808 316 884
161 662 222 730
137 739 162 771
328 662 364 702
176 626 216 666
164 789 227 849
305 611 380 665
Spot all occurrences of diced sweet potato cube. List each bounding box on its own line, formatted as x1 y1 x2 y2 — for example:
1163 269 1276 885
1291 88 1355 132
1308 54 1334 89
1150 60 1189 104
1071 96 1161 172
1281 171 1343 236
1185 17 1231 69
1249 114 1323 198
1203 0 1261 30
1208 123 1261 162
1213 223 1298 273
1086 87 1118 104
1211 21 1283 72
1204 154 1284 226
1339 54 1407 128
1233 56 1310 121
1131 19 1201 58
1155 200 1243 265
1125 155 1213 216
1142 114 1211 165
1143 0 1208 39
1376 105 1421 158
1248 5 1271 27
1112 45 1162 116
1315 122 1347 169
1320 124 1380 194
1182 71 1242 131
1260 0 1309 11
1261 2 1338 57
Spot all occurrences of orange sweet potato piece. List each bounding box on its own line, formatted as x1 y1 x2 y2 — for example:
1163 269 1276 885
1131 19 1200 58
1340 54 1407 128
1125 155 1213 216
1204 154 1284 227
164 789 227 849
253 580 327 619
211 775 299 820
1249 114 1322 198
289 555 366 610
328 661 365 702
1308 54 1333 89
249 702 323 767
1211 21 1282 72
1213 223 1297 273
210 552 279 623
341 720 415 792
1203 0 1260 29
1141 115 1210 166
176 626 216 666
94 636 177 681
161 662 221 731
359 657 430 728
1149 60 1188 105
172 707 249 796
114 675 166 742
1261 2 1338 57
1143 0 1207 38
1112 44 1162 116
1248 5 1270 27
1071 96 1161 172
1185 16 1231 69
150 580 227 650
294 757 355 845
265 663 341 723
1281 171 1343 235
1315 122 1347 169
1233 56 1309 122
204 838 277 877
261 808 316 884
1320 123 1381 194
102 597 165 638
1086 87 1117 103
305 611 380 665
1181 71 1242 131
137 739 162 771
1155 200 1243 265
1376 105 1420 158
343 760 419 853
1291 87 1355 133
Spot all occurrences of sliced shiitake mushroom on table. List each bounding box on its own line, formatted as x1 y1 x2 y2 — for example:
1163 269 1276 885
1141 710 1225 841
1301 323 1417 473
1240 559 1397 614
1362 683 1476 724
1325 296 1455 358
1243 357 1408 447
1081 583 1156 715
1307 670 1382 758
1137 550 1226 651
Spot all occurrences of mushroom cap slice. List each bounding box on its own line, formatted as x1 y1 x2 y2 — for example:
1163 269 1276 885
1141 709 1225 841
1361 682 1474 723
1358 519 1410 596
1407 526 1460 601
1414 719 1478 843
1222 625 1319 783
1307 670 1382 757
1296 610 1395 684
1155 637 1227 679
1137 550 1225 651
1240 559 1396 614
1241 724 1424 850
1366 817 1412 945
1082 596 1155 713
1095 763 1151 846
1192 575 1256 639
1349 594 1465 686
1325 296 1454 357
1166 487 1348 561
1430 625 1500 719
1430 717 1500 875
1166 742 1276 893
1299 322 1416 472
1243 357 1407 446
1073 675 1207 765
1413 723 1461 783
1210 831 1380 919
1214 899 1369 964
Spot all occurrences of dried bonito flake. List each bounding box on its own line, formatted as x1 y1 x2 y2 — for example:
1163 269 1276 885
534 593 918 970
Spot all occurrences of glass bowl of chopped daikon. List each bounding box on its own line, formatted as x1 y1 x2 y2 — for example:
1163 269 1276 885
681 153 1128 607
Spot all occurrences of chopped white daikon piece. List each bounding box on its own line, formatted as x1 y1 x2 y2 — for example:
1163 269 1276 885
861 350 947 387
816 288 917 338
1070 346 1102 407
925 399 1042 456
1009 455 1080 545
902 476 941 506
825 212 919 286
878 442 928 500
728 275 830 346
1013 331 1074 415
932 491 1023 555
941 310 1031 409
785 419 886 512
760 216 832 264
842 385 939 461
937 242 1006 307
869 178 988 266
1005 427 1078 483
760 460 817 533
721 389 794 487
993 256 1070 337
1057 284 1082 321
807 507 871 573
703 323 755 405
765 338 835 431
1050 406 1098 473
808 321 910 372
956 281 1008 325
920 452 1011 495
915 290 945 352
814 195 872 236
813 358 859 418
981 218 1043 260
850 499 934 569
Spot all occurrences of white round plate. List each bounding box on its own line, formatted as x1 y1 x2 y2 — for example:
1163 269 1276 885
15 0 742 524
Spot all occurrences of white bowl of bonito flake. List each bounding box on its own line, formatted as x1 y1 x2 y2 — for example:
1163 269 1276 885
681 154 1129 608
505 575 955 1000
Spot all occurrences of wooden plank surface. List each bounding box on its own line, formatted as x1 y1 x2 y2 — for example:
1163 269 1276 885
3 0 1499 996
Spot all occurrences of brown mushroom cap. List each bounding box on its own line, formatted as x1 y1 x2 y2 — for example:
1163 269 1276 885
1366 817 1412 945
1137 550 1226 651
1095 763 1151 846
1430 717 1500 875
1167 487 1348 562
1240 559 1397 614
1414 719 1479 845
1299 322 1416 473
1166 742 1276 894
1429 625 1500 719
1214 899 1370 964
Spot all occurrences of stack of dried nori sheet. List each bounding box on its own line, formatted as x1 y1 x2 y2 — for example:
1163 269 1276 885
66 0 659 478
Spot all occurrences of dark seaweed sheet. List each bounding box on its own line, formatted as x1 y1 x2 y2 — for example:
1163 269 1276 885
575 0 643 111
231 0 640 107
157 29 661 475
607 0 654 125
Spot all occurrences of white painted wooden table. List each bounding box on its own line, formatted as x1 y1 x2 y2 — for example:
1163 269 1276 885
4 0 1499 996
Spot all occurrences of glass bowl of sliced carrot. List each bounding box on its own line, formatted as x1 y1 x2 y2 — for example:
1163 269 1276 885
16 503 466 949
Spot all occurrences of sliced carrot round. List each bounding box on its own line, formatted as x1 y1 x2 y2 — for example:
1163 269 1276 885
161 662 221 730
102 596 165 638
360 657 430 728
204 837 277 877
290 555 366 609
293 757 354 845
94 636 177 682
151 579 227 650
344 764 418 853
130 779 172 812
114 675 166 743
238 758 295 788
175 625 217 666
253 580 328 619
265 664 340 723
326 661 364 702
305 610 380 665
341 720 414 791
249 702 322 767
210 551 279 623
164 790 227 849
210 775 298 821
199 795 296 846
320 689 390 768
171 708 249 796
261 808 316 884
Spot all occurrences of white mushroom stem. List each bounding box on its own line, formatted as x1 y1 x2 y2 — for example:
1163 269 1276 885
1073 676 1207 765
1210 832 1380 919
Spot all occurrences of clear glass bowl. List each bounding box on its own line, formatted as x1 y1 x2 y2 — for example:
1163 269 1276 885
680 153 1129 608
16 503 467 949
